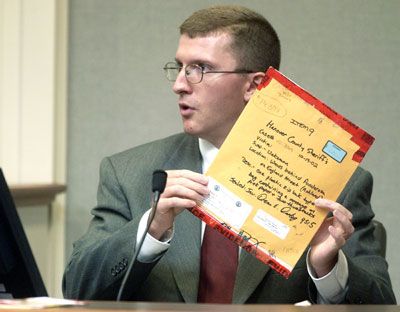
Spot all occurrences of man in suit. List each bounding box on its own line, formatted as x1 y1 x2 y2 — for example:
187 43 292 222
63 5 396 304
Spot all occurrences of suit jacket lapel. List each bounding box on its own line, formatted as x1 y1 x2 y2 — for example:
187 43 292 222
162 134 203 302
232 249 271 303
168 211 201 302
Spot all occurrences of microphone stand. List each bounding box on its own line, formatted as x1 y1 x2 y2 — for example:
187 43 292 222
116 170 167 301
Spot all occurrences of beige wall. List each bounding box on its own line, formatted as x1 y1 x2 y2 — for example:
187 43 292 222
0 0 68 298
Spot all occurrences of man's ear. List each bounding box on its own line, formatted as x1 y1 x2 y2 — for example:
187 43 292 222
244 72 265 102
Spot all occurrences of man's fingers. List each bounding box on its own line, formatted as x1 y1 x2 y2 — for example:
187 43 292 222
313 198 354 248
162 184 207 202
165 177 209 195
314 198 353 220
328 225 346 247
164 170 209 198
157 197 197 210
166 169 208 185
333 209 354 239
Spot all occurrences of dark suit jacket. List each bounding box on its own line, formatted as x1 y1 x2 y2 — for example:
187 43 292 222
63 133 396 304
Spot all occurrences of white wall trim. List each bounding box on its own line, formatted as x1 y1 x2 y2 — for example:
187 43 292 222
0 0 68 298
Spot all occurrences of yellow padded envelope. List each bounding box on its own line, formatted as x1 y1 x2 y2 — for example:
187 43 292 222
190 67 374 278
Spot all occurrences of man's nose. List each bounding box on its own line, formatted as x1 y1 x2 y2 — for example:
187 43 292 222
172 69 192 94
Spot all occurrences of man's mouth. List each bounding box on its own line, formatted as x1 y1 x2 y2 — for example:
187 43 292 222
179 103 195 116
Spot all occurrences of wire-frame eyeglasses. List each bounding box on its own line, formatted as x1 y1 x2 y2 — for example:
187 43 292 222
163 62 253 84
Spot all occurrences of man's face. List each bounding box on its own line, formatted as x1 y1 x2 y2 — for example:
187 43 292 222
173 33 252 148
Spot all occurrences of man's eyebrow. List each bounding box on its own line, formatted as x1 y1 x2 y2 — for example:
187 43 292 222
174 58 215 67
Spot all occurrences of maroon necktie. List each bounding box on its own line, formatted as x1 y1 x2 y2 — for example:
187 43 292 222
197 225 238 303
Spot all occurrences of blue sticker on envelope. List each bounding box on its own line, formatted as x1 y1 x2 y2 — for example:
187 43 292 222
323 141 347 163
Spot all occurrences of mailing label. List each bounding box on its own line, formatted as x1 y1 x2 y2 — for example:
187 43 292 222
202 177 253 229
253 209 290 240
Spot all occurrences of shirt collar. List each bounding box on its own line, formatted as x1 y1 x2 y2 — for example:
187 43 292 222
198 138 219 173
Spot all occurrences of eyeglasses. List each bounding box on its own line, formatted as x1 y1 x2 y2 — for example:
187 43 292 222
163 62 253 84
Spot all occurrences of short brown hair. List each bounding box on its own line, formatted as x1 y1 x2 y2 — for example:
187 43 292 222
180 5 280 72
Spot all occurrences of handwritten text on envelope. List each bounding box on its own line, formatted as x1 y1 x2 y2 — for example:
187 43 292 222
196 68 374 277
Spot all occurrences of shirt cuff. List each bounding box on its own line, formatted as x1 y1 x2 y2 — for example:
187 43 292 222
136 209 174 263
307 248 349 303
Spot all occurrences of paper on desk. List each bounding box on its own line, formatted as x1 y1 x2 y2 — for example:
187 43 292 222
190 67 374 278
0 297 84 309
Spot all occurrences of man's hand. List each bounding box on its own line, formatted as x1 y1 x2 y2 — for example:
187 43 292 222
309 198 354 277
148 169 209 240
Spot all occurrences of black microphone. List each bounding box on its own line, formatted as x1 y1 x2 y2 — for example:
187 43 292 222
152 169 168 193
116 170 168 301
148 170 168 228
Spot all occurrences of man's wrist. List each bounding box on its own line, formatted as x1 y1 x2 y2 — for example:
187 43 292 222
137 210 174 263
148 220 173 240
311 253 339 278
158 227 173 242
307 249 349 303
